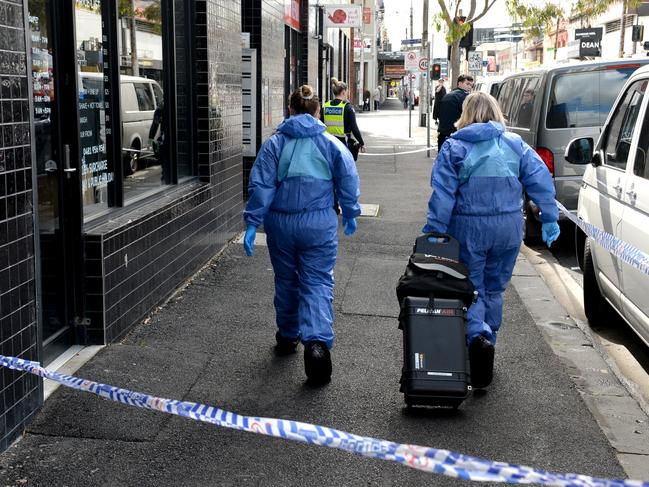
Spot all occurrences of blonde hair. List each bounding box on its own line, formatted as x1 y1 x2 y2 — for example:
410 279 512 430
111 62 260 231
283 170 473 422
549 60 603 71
455 92 506 130
331 77 347 96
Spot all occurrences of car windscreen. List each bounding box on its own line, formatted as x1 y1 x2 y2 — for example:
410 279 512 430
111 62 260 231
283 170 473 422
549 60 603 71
546 65 642 129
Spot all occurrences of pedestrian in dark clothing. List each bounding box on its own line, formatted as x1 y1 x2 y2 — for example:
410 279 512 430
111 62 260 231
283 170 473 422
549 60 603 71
432 79 446 123
363 89 371 111
437 74 474 149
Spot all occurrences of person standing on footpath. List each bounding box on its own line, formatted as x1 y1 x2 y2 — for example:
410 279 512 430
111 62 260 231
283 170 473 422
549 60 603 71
322 78 366 161
243 85 361 385
436 74 474 149
422 92 560 389
373 85 383 111
432 78 446 125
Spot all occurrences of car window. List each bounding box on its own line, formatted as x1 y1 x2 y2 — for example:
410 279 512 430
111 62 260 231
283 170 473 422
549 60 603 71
489 82 501 98
152 83 163 107
511 77 540 129
603 79 646 170
134 83 155 111
496 79 512 120
546 66 640 129
631 80 649 179
497 78 522 125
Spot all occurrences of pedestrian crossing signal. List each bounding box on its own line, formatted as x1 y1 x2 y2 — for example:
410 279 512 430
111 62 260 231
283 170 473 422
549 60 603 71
431 64 441 80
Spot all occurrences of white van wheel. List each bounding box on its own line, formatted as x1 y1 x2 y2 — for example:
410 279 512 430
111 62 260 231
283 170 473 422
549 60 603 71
583 238 617 327
124 143 140 175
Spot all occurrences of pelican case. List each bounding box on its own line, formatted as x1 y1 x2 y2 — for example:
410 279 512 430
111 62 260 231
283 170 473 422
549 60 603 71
396 234 474 408
399 296 470 408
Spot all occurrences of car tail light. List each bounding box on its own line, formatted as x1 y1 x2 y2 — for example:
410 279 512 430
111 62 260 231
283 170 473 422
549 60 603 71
536 147 554 176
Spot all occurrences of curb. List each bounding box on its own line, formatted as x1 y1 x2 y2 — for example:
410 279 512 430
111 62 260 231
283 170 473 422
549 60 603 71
512 252 649 480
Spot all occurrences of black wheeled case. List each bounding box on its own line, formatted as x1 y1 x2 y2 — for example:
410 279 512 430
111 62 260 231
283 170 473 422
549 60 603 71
400 296 470 408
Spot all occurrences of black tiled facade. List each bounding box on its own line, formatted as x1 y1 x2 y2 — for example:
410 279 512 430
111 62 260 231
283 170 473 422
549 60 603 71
82 0 244 344
0 0 243 451
0 0 41 452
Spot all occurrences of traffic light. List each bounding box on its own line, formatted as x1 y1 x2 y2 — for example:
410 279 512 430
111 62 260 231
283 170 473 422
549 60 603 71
431 63 441 80
632 25 644 42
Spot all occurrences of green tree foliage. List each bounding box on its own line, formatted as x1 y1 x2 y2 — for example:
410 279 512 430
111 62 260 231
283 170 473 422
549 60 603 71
506 0 642 39
506 1 564 39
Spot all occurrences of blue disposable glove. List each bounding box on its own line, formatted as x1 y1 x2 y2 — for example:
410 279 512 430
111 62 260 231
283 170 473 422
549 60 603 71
541 222 560 248
342 217 357 236
243 225 256 256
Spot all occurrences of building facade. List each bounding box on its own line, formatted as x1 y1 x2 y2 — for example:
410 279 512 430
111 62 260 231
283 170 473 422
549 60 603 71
0 0 353 453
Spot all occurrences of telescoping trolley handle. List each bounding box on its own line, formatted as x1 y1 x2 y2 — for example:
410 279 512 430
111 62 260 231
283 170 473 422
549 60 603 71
414 233 460 261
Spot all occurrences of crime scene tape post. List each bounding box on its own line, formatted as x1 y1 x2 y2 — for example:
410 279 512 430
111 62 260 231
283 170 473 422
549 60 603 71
0 355 647 486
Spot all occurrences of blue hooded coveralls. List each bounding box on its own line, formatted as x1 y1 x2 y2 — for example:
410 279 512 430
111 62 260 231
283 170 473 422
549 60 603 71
423 122 558 345
244 114 361 349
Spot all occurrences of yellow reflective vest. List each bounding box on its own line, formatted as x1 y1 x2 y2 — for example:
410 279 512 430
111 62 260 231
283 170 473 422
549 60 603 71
323 100 348 137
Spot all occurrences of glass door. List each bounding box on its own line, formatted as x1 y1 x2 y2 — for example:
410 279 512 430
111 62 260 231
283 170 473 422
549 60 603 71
29 0 95 365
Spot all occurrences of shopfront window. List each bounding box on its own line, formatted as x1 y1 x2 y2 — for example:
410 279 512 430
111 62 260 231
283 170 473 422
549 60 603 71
118 0 169 201
30 1 192 223
76 1 113 217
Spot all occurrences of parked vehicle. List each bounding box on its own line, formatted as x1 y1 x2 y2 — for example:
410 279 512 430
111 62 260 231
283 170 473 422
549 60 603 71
474 76 503 98
495 59 649 242
80 72 163 175
565 64 649 347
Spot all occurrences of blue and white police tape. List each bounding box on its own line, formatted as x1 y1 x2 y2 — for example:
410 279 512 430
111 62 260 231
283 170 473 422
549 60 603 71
557 201 649 277
359 146 436 156
1 354 646 486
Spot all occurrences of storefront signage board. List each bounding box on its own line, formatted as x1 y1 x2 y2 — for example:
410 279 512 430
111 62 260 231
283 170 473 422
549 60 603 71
575 27 603 57
284 0 300 30
323 5 362 28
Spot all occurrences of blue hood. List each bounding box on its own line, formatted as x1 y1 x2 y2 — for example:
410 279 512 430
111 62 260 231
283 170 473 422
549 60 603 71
452 121 504 142
277 114 327 139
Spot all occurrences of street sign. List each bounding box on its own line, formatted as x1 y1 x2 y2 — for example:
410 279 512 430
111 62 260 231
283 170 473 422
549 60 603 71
468 51 481 72
418 57 429 71
404 51 419 70
401 38 422 45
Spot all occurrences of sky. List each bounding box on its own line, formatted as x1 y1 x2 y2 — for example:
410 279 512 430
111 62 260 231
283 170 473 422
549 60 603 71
382 0 513 58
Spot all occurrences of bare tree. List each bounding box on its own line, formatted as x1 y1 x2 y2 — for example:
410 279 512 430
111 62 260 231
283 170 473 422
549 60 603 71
434 0 498 84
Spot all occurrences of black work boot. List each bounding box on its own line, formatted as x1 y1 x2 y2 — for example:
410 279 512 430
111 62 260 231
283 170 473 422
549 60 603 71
275 331 299 355
469 335 495 389
304 341 332 385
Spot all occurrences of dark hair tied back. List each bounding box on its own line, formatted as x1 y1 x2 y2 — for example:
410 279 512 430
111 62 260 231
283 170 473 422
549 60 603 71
289 85 320 116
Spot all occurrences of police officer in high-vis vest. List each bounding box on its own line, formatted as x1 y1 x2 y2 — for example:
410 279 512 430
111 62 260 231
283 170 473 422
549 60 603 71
322 78 365 161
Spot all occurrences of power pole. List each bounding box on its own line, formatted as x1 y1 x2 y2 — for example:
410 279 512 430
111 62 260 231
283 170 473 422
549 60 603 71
408 0 413 138
619 0 628 58
350 0 356 105
130 0 139 76
419 0 428 128
359 0 365 110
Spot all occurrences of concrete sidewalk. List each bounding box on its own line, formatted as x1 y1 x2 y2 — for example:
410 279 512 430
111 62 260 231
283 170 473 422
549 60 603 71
0 120 630 485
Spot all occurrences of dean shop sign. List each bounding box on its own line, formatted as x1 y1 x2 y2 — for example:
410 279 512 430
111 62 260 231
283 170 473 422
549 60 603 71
575 28 603 57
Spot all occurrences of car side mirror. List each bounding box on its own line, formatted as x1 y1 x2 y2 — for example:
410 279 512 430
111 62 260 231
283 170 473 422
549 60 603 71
565 137 594 165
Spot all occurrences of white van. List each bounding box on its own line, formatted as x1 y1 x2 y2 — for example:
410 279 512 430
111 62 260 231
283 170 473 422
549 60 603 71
565 65 649 347
474 76 504 97
80 73 163 174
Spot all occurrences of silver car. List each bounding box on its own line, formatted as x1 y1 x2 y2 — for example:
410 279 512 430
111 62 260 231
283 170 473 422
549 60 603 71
495 59 649 243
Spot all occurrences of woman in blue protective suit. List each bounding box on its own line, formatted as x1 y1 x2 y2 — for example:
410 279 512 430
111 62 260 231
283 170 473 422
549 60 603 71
243 85 361 385
423 92 560 389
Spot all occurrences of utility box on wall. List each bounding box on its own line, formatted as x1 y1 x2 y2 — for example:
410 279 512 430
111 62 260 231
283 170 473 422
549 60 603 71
242 48 258 158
